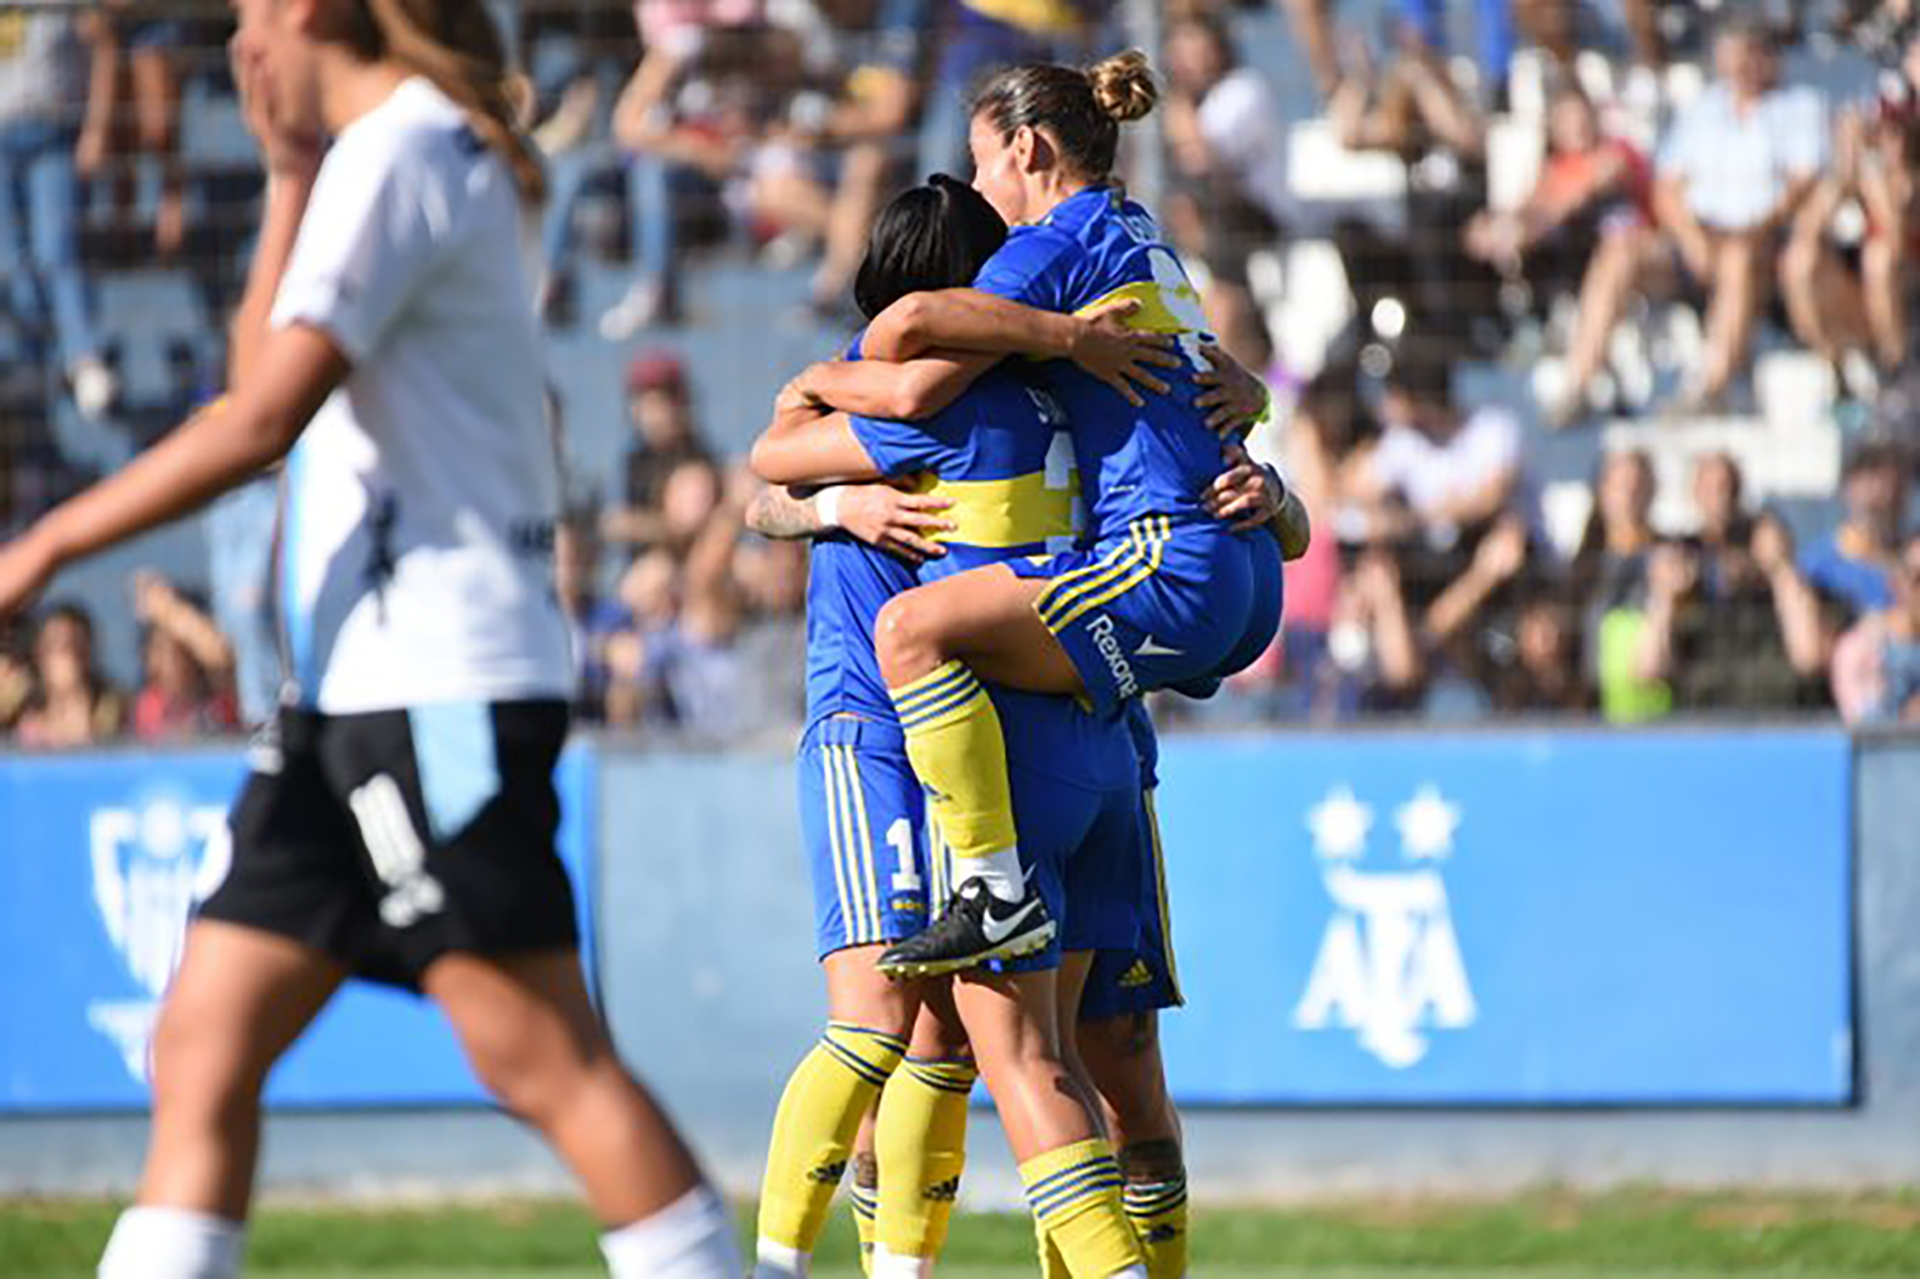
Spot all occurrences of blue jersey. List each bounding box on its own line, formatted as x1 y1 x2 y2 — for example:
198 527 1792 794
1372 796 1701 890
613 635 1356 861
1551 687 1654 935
846 358 1135 791
972 184 1230 541
802 533 917 731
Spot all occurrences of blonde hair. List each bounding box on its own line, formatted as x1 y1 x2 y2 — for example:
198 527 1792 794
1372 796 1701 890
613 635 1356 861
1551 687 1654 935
1089 50 1157 123
349 0 544 204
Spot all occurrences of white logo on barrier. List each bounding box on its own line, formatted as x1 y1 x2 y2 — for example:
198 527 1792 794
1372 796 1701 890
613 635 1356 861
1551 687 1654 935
88 796 232 1082
1294 785 1476 1069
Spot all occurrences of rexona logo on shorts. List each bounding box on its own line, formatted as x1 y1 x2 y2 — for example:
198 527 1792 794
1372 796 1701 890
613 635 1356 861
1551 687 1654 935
1293 784 1476 1069
87 795 232 1083
1085 613 1140 701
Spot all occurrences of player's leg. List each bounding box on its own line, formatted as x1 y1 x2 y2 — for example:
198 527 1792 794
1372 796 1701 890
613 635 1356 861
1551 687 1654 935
425 948 738 1277
872 980 976 1278
954 962 1145 1279
1080 1012 1187 1279
758 728 933 1277
875 565 1077 915
1077 770 1188 1279
97 923 344 1279
756 947 917 1279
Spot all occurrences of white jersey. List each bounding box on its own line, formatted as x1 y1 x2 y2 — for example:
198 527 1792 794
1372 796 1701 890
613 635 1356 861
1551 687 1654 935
269 77 572 714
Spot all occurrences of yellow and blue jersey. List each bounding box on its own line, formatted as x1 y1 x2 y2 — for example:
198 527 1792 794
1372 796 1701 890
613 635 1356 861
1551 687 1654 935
795 344 1141 961
972 184 1230 541
843 352 1135 793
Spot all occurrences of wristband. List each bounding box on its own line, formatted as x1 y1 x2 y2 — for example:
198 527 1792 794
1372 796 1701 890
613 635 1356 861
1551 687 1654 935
814 486 845 529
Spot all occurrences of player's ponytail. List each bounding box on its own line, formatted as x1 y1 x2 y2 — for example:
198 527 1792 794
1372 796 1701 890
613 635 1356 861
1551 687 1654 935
348 0 546 205
971 51 1158 181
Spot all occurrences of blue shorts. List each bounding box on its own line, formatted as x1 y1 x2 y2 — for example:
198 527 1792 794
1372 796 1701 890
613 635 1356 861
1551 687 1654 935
799 717 931 960
958 758 1143 974
1081 787 1182 1022
1015 519 1285 717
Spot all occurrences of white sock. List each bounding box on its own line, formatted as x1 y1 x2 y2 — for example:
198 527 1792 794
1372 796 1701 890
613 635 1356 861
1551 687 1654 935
1108 1268 1150 1279
871 1243 937 1277
600 1184 741 1279
752 1238 809 1278
956 848 1025 903
99 1205 245 1279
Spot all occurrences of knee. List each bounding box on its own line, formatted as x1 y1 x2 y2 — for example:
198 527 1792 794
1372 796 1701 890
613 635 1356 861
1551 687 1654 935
875 592 940 678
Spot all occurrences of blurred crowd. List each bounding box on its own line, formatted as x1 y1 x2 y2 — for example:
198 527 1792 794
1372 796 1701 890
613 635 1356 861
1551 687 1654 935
7 0 1920 746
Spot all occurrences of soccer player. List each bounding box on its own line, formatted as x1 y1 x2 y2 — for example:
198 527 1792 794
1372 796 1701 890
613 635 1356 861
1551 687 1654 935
752 176 1150 1279
0 1 738 1275
783 52 1292 974
752 175 1287 1279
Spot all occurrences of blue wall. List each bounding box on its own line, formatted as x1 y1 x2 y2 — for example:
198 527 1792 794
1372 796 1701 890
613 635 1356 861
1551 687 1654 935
0 728 1854 1116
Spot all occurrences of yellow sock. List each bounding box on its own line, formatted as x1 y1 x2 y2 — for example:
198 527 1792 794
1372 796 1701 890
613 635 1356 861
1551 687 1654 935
1124 1175 1190 1279
1019 1139 1146 1279
849 1176 879 1276
1036 1217 1071 1279
874 1057 976 1261
892 662 1018 866
757 1023 906 1254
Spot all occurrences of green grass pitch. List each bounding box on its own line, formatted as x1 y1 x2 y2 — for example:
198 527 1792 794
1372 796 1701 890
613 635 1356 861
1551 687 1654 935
4 1190 1918 1276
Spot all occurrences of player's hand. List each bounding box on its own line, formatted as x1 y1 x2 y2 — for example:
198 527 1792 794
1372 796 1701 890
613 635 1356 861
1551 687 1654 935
1069 298 1181 408
1203 442 1283 533
836 484 955 564
0 531 60 622
777 370 826 417
1193 343 1271 436
230 35 322 181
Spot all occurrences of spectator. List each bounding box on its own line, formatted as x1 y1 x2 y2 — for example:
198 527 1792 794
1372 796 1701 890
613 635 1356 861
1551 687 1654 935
1162 11 1294 371
1327 545 1425 714
1511 0 1633 82
76 4 186 259
554 509 627 723
129 572 240 742
602 351 718 547
1354 344 1524 605
1331 29 1500 352
1280 0 1342 103
1568 447 1660 721
1800 440 1910 622
1782 28 1920 389
1653 15 1826 411
602 547 684 730
1633 455 1829 713
1422 512 1592 714
574 12 782 337
1464 85 1660 425
1832 528 1920 723
752 0 930 319
916 0 1101 182
0 10 116 420
14 602 124 749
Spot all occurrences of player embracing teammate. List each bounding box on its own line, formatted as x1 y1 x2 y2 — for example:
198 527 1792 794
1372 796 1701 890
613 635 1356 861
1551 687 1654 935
750 49 1307 1279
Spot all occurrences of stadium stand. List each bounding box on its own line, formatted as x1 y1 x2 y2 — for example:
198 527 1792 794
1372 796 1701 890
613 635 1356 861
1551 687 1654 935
2 0 1916 745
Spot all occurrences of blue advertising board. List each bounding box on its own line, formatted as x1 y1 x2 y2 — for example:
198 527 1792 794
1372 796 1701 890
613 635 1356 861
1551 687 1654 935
0 745 598 1112
1151 730 1854 1105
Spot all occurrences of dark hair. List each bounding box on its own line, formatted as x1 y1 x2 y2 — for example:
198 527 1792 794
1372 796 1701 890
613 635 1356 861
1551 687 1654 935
853 175 1010 321
970 50 1158 181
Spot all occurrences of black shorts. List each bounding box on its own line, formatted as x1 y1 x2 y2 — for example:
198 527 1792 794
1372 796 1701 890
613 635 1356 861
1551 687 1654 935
198 700 579 991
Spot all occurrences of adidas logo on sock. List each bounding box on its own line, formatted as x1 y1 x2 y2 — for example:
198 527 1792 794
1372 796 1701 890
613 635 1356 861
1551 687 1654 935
809 1160 849 1184
925 1177 962 1203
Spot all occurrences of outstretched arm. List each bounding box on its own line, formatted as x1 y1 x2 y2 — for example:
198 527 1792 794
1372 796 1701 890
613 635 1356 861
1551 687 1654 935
864 290 1180 405
744 483 955 564
0 326 346 618
791 350 1003 422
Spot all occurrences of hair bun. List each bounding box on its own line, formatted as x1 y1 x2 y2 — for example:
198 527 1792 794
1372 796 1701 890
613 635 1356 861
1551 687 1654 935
1089 50 1157 123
